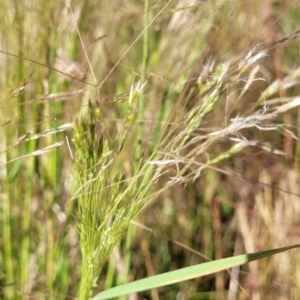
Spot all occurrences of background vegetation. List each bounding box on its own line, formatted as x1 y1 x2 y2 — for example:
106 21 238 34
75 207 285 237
1 0 300 299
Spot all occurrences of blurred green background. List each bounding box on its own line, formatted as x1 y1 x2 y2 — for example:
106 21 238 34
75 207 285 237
0 0 300 299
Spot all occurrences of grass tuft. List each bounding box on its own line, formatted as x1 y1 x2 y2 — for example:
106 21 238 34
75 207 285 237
1 1 300 299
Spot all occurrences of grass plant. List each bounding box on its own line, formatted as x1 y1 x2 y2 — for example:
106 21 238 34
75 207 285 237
1 0 300 299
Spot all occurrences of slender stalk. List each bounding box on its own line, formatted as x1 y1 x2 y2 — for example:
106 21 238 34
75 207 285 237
2 182 14 299
13 1 33 297
136 0 150 162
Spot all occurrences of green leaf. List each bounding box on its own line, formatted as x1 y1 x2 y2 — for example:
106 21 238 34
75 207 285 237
92 244 300 299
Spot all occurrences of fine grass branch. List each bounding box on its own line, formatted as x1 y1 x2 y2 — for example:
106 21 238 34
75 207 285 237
73 40 300 298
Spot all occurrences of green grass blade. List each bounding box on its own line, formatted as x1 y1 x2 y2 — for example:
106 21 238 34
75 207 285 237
93 244 300 299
